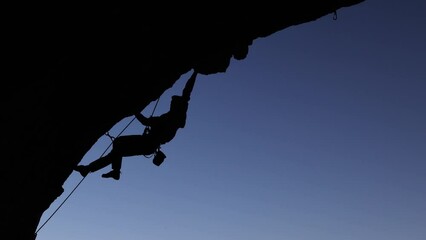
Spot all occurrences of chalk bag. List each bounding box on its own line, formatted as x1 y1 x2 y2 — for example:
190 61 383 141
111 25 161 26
153 149 167 166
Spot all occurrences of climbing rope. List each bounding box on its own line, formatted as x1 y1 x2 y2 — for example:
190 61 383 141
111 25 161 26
35 97 161 235
150 96 161 117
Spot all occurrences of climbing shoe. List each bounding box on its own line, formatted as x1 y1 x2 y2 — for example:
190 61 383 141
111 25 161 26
101 170 120 180
74 165 90 177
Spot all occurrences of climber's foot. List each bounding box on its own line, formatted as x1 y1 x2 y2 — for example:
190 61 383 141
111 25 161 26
101 170 120 180
74 165 90 177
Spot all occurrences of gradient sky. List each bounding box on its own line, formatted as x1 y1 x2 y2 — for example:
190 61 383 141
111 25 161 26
36 1 426 239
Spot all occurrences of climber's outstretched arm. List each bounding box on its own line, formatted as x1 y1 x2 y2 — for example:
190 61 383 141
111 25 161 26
182 70 198 101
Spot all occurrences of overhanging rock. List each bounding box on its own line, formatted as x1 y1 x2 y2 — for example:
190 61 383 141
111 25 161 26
2 1 365 239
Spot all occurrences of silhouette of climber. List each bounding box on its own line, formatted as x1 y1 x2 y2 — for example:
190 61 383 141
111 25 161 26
74 70 198 180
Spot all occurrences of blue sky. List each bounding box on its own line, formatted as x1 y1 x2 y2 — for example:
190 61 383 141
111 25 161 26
37 1 426 239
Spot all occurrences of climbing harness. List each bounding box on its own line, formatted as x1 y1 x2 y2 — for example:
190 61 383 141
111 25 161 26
35 97 162 235
141 97 163 160
140 98 167 164
142 97 168 166
142 96 161 138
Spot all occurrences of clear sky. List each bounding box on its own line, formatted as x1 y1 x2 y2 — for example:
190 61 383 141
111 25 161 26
36 1 426 239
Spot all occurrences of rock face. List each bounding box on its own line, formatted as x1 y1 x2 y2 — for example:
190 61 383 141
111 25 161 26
2 2 364 239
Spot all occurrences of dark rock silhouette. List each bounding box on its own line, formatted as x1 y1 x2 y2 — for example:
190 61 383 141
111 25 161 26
2 2 365 239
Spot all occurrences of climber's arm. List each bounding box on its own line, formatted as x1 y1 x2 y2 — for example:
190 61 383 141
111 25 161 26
181 70 198 101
